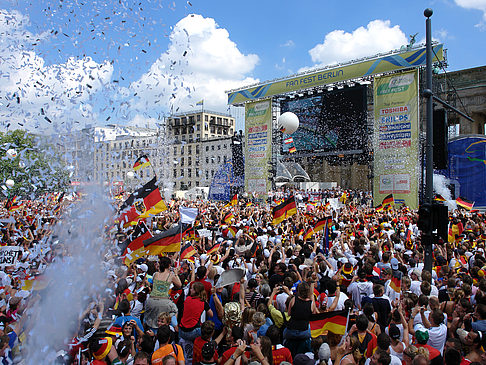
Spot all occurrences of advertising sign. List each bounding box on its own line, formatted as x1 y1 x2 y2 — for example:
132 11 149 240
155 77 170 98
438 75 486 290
229 45 443 105
245 99 273 198
373 70 420 209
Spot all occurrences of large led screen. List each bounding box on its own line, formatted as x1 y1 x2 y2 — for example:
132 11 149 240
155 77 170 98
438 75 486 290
281 85 367 155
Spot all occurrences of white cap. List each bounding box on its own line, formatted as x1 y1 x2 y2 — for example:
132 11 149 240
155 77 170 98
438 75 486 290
137 263 148 272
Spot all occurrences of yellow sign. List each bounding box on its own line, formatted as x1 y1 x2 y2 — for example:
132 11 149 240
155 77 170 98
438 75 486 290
373 70 420 209
228 45 443 105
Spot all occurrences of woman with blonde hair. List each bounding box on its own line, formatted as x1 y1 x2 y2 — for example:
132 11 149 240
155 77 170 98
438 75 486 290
179 281 213 341
335 335 361 365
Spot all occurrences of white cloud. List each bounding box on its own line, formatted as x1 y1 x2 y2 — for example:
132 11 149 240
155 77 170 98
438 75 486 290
0 9 113 133
306 20 408 68
281 40 295 48
129 14 259 113
455 0 486 26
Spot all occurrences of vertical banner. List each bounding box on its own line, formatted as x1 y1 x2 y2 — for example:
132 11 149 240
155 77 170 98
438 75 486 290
245 99 273 199
373 70 419 209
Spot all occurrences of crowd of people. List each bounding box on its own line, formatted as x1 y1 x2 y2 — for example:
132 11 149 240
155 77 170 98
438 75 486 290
1 187 486 365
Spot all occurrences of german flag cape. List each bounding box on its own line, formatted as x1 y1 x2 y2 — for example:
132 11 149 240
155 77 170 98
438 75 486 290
133 155 151 171
143 223 183 255
118 177 167 227
389 270 402 294
456 197 474 211
272 196 297 225
120 222 153 265
310 309 348 337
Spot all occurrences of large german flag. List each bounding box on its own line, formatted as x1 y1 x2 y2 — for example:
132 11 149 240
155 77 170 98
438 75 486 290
143 223 182 255
456 197 474 211
118 177 167 227
206 243 221 256
310 310 348 337
133 155 151 171
382 194 394 207
180 242 197 262
120 222 153 265
272 196 297 225
389 270 402 294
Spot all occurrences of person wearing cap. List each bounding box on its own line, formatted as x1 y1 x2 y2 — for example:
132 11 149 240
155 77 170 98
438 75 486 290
197 341 218 365
412 326 443 365
89 336 124 364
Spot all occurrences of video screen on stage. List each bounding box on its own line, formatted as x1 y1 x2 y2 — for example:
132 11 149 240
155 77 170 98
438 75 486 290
280 85 367 155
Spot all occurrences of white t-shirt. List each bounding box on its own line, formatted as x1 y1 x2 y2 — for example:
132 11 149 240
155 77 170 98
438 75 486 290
327 292 349 311
427 323 447 354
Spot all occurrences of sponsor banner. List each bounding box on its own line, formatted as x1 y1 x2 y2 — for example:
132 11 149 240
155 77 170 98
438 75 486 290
228 45 443 105
245 100 273 198
0 246 23 267
373 70 419 209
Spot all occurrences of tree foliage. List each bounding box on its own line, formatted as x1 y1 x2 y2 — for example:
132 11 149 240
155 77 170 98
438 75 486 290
0 130 69 198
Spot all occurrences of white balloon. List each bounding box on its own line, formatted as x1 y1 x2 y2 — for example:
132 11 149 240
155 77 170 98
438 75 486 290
5 179 14 188
6 149 17 159
278 112 299 134
126 171 135 179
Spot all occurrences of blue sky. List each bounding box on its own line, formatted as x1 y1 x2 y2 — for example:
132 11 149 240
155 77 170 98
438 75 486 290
1 0 485 133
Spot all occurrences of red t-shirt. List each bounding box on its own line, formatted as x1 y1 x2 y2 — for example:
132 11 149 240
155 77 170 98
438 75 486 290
192 338 218 364
272 345 293 365
180 296 210 329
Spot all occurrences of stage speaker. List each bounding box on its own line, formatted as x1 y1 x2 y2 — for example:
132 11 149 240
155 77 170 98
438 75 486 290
433 109 448 170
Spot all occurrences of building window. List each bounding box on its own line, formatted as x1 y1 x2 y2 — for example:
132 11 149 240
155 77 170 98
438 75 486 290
206 157 209 164
196 145 200 154
173 169 177 178
173 146 177 155
206 171 209 179
218 145 221 150
224 156 227 163
205 115 208 121
188 157 192 165
197 124 201 131
206 146 209 152
181 157 184 166
188 169 192 178
223 144 227 149
196 180 200 186
217 156 221 163
197 114 201 121
211 145 215 151
188 146 192 154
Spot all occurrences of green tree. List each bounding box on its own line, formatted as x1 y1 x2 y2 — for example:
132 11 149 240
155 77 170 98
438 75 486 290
0 130 69 198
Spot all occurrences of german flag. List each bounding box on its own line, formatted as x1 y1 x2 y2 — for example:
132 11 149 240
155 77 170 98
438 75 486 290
314 218 328 233
303 227 314 241
310 310 348 337
21 275 50 291
121 222 153 265
143 223 183 255
53 204 61 215
206 243 221 256
228 226 238 238
231 194 238 206
106 324 123 336
223 211 234 224
133 155 151 171
434 194 446 202
375 204 384 212
382 194 394 207
6 196 23 212
180 242 197 262
456 197 474 211
182 226 196 241
389 271 402 293
118 177 167 227
272 196 297 225
246 202 252 207
289 146 297 153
